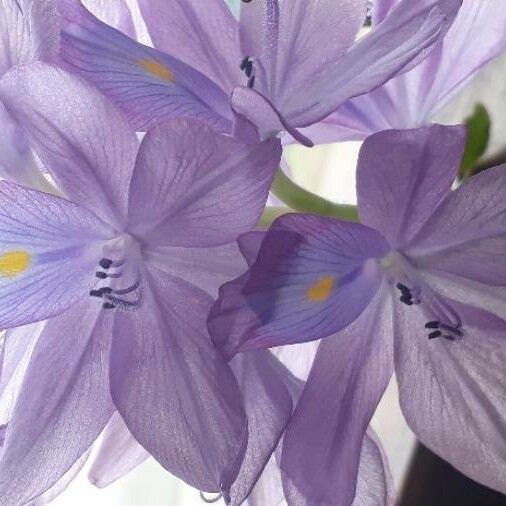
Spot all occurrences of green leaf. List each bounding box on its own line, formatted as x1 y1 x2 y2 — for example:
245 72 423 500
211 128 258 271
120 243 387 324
460 104 490 178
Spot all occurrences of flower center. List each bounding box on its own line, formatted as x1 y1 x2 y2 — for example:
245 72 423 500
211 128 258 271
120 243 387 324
380 251 463 342
89 235 142 311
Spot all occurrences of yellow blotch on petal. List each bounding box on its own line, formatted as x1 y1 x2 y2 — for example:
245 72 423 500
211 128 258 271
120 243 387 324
0 250 31 278
138 58 175 82
305 276 336 303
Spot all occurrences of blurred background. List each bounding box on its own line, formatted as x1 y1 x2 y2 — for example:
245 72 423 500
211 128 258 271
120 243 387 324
48 0 506 504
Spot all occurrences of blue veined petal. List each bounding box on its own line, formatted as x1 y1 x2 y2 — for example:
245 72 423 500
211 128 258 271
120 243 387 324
209 214 389 358
60 1 233 132
0 181 114 329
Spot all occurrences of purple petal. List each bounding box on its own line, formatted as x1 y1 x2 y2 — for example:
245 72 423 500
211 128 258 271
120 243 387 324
280 290 394 505
372 0 401 24
418 269 506 328
357 125 466 249
311 0 506 141
89 412 149 488
82 0 135 36
109 267 247 493
231 87 314 146
138 0 242 93
209 214 388 358
240 428 394 506
127 119 281 248
0 323 43 424
408 165 506 285
145 242 247 299
240 0 367 112
286 0 462 127
408 0 506 117
0 181 114 329
30 450 91 505
0 0 58 76
0 63 139 227
59 1 232 132
228 351 297 505
394 298 506 495
0 301 114 506
409 164 506 252
0 103 50 190
354 430 395 506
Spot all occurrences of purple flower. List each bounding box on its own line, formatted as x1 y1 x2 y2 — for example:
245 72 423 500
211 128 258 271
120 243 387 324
0 62 284 505
303 0 506 143
58 0 462 145
0 0 59 188
209 125 506 504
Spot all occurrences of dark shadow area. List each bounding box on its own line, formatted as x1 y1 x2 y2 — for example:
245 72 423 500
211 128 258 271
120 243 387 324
399 444 506 506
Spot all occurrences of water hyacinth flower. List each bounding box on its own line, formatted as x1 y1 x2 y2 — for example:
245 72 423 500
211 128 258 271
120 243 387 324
209 124 506 504
0 63 283 505
307 0 506 142
0 0 59 189
58 0 462 145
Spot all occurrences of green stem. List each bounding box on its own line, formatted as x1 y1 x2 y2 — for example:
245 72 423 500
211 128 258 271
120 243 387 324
271 170 359 222
259 206 292 228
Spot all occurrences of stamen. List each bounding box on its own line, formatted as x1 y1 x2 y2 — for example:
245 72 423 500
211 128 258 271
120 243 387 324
247 75 255 88
199 492 222 504
102 302 115 310
99 258 113 269
239 56 249 71
104 294 140 308
90 287 113 298
424 320 463 341
400 296 413 306
96 271 121 279
113 279 140 295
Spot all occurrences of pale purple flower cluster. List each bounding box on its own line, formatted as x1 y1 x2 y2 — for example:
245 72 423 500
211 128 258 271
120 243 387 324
0 1 504 505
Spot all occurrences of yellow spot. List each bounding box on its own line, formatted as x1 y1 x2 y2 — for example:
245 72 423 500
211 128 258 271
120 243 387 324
305 276 336 303
0 250 31 278
138 58 175 82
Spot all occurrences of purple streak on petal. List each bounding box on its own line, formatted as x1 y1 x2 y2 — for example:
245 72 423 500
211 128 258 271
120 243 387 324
357 125 466 249
0 63 139 227
89 412 149 488
280 290 394 506
0 301 114 506
240 0 367 104
231 87 314 146
59 1 232 132
409 164 506 253
209 214 388 358
0 181 114 329
145 242 247 299
30 449 91 505
228 351 297 506
286 0 462 127
0 0 59 76
82 0 135 37
127 119 281 248
109 267 247 493
0 103 50 190
394 297 506 495
137 0 242 93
